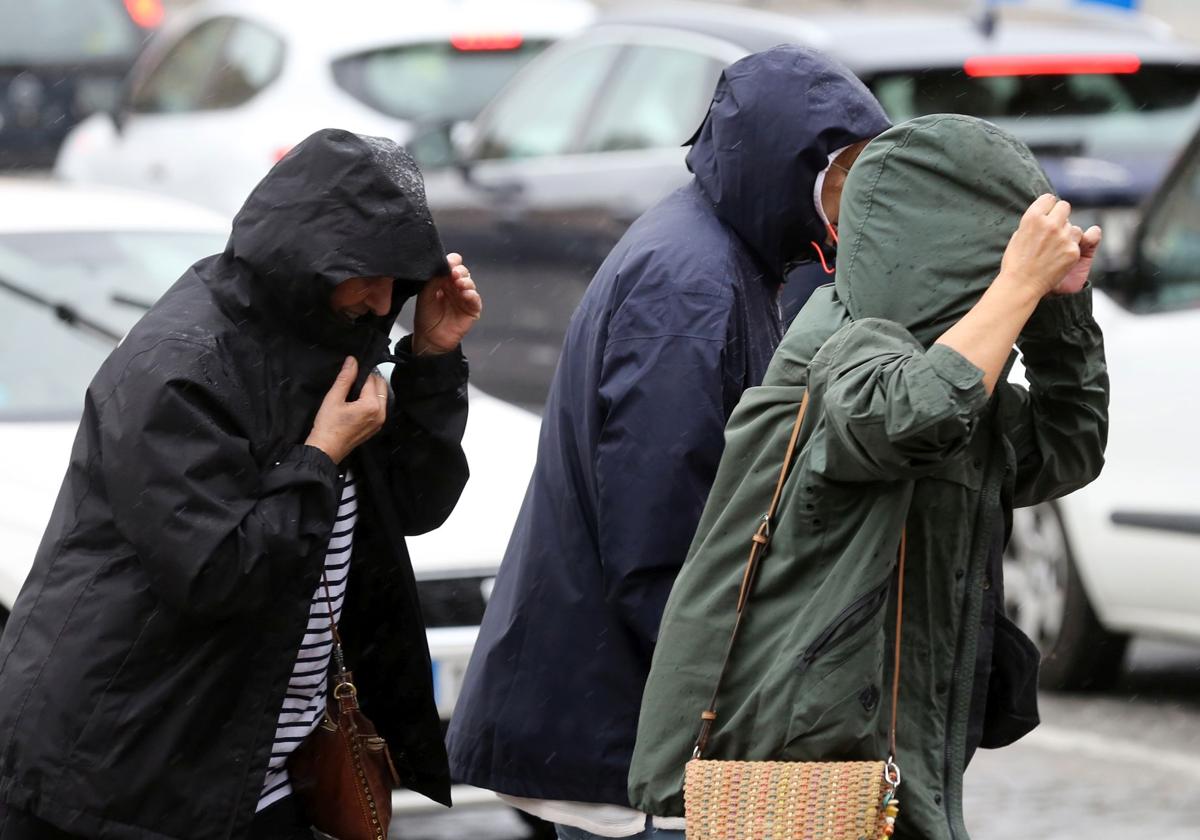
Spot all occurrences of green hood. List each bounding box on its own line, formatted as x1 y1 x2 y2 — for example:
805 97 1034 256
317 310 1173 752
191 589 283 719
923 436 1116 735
834 114 1052 347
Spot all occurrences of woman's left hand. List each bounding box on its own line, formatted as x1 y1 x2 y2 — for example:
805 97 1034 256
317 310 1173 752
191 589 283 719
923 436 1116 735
414 253 483 355
1053 225 1102 296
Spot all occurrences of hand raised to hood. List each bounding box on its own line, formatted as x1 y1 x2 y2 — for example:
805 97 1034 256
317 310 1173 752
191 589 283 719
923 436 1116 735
935 195 1096 394
999 195 1085 299
413 253 482 356
1053 224 1103 296
304 357 388 465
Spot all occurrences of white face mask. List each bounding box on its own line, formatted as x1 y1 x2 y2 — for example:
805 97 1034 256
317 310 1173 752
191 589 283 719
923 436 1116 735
813 145 853 229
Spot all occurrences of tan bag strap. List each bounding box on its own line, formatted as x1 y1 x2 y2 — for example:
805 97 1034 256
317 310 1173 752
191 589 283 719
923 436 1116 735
692 390 907 767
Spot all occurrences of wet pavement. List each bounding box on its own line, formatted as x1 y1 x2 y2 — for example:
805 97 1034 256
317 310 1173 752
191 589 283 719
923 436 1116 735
392 638 1199 840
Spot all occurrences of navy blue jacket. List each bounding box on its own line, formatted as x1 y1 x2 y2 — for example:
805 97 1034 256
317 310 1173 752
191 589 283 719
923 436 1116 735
446 47 891 805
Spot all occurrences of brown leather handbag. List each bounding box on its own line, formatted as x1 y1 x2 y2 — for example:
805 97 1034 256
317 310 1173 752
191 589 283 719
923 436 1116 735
288 573 401 840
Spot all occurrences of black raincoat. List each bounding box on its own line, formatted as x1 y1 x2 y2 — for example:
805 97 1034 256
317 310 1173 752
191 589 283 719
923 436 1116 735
0 129 468 838
445 47 891 806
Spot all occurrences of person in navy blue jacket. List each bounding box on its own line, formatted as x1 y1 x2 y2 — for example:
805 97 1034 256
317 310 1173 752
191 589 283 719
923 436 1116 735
446 46 891 840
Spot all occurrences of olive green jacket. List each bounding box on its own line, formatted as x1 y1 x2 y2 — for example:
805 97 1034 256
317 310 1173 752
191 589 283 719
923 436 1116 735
627 116 1109 840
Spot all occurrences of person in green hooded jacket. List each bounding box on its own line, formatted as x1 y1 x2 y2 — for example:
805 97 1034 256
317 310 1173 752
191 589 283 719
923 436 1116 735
627 114 1108 840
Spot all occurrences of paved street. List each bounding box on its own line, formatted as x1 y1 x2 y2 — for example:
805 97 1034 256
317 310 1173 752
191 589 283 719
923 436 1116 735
392 639 1199 839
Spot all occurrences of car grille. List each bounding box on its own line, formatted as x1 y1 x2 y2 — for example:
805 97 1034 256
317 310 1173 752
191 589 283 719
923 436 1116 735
417 574 493 628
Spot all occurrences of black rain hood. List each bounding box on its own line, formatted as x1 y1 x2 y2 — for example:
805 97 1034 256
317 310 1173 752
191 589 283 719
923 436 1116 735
835 114 1053 346
219 128 449 355
686 45 891 281
0 134 470 837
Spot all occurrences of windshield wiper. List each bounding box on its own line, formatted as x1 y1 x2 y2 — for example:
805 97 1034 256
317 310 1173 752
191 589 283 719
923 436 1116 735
0 273 123 346
111 292 154 312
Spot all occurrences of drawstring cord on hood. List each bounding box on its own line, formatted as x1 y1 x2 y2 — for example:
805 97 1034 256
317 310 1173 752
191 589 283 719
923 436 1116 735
810 222 840 275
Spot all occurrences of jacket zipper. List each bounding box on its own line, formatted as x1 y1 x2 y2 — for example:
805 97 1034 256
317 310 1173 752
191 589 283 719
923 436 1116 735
796 578 890 675
941 457 1002 840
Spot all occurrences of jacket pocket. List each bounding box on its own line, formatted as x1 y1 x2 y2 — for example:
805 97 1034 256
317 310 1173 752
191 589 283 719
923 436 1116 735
783 580 891 759
796 579 890 676
980 611 1041 749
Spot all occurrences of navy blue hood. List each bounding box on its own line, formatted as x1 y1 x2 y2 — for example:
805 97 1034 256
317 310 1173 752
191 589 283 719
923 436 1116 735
686 45 891 280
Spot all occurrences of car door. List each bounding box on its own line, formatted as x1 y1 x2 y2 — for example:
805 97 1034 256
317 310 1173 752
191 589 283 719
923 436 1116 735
427 31 732 409
1067 135 1200 638
109 15 285 211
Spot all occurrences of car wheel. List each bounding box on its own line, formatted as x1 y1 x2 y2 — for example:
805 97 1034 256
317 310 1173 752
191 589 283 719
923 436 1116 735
1003 502 1128 691
516 810 558 840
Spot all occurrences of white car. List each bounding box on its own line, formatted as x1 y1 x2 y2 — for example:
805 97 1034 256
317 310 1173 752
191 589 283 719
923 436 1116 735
1003 131 1200 690
0 177 540 809
54 0 594 215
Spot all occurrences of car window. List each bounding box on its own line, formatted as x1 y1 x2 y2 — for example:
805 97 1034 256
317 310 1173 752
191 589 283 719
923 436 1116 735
474 43 621 161
869 65 1200 155
0 230 227 421
0 0 140 64
130 18 231 113
333 40 550 124
579 46 723 153
130 17 283 114
1137 146 1200 313
205 19 285 109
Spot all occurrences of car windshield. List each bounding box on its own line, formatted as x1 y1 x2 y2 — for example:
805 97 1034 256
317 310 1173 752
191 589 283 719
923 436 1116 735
0 230 226 421
332 39 550 123
0 0 140 64
868 64 1200 157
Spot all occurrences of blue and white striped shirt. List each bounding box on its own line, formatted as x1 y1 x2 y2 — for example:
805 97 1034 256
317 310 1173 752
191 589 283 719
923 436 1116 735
258 471 357 811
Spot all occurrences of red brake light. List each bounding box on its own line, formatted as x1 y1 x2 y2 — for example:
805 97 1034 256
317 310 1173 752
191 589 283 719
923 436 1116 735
964 54 1141 77
124 0 164 29
450 34 524 51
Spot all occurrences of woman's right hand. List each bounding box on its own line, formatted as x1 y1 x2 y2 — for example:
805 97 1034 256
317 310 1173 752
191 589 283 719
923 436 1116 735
999 194 1083 299
305 357 388 465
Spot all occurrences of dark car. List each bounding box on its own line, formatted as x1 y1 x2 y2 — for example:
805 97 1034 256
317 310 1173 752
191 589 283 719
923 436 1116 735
0 0 160 169
419 1 1200 409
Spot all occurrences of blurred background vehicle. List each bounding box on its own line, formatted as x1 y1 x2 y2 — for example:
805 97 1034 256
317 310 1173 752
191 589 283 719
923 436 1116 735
0 178 228 603
53 0 595 215
2 0 1199 833
421 0 1200 410
0 176 541 816
0 0 162 169
1004 118 1200 691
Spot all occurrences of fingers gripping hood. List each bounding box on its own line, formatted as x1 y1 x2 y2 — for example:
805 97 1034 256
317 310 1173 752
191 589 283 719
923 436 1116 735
221 128 449 351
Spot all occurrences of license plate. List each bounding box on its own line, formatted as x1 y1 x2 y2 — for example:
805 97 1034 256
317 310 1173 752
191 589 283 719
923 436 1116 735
431 658 468 719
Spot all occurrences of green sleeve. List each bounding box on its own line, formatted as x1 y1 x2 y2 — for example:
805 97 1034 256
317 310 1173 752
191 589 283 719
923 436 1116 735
816 319 991 482
996 285 1109 507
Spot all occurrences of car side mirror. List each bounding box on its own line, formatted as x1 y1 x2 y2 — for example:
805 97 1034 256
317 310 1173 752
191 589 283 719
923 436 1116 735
450 121 480 180
108 80 133 136
407 119 478 175
406 119 455 170
1091 265 1141 308
110 106 128 135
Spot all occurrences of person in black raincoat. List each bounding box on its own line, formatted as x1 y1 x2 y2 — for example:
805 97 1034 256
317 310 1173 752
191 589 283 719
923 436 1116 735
445 47 891 840
0 129 481 839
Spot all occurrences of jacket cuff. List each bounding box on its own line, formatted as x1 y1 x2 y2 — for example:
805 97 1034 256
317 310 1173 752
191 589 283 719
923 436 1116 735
261 444 340 499
926 344 990 415
392 334 469 397
1021 284 1094 340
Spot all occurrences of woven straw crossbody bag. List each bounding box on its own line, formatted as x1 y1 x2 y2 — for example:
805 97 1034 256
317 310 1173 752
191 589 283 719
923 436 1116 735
684 391 905 840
